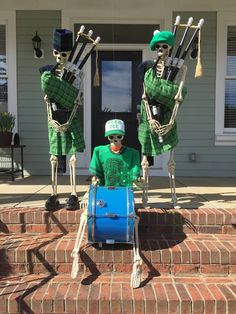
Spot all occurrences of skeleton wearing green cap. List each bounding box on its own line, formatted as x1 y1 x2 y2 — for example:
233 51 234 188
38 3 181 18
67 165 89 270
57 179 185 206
89 119 140 187
138 29 188 209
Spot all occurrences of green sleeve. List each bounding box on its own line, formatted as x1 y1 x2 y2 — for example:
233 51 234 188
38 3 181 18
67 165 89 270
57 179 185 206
89 147 104 179
131 149 140 180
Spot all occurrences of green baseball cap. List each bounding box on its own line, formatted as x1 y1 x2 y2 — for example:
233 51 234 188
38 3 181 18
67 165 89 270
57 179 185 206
105 119 125 137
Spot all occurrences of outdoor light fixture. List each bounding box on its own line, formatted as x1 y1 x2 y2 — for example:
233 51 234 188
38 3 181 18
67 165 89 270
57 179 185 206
189 152 197 162
32 31 44 58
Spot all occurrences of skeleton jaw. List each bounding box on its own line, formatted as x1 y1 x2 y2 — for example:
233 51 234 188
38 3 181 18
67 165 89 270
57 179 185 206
157 49 169 61
156 44 171 61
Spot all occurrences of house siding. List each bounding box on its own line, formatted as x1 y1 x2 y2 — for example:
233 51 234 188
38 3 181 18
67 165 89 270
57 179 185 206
14 9 236 177
16 10 61 175
174 11 236 177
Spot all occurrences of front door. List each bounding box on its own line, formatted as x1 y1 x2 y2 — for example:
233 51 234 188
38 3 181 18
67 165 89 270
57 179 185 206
91 50 142 152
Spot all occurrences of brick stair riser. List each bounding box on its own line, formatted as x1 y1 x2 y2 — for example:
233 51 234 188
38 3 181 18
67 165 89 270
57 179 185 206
2 223 236 235
0 274 236 314
1 262 235 278
1 236 235 276
0 207 235 235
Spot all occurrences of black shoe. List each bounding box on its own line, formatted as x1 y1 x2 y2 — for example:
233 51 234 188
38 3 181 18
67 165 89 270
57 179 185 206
66 195 79 210
45 195 60 211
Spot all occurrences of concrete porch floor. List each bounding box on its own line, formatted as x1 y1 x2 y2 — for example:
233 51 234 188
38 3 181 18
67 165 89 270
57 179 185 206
0 175 236 209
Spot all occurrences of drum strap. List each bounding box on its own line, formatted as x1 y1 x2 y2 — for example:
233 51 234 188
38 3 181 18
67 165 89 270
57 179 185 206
130 214 143 288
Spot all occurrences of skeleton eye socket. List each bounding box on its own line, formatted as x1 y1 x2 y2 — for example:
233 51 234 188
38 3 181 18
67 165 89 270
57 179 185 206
156 44 169 49
53 50 59 55
61 52 68 57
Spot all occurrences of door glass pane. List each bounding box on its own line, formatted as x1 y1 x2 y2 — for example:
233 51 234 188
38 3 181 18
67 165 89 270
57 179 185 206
101 61 132 112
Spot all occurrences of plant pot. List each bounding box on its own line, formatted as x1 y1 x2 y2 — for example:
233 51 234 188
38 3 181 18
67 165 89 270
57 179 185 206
0 132 13 146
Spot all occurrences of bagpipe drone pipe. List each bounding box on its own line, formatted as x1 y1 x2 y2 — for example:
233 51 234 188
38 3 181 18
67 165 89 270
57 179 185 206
41 25 101 111
164 16 204 82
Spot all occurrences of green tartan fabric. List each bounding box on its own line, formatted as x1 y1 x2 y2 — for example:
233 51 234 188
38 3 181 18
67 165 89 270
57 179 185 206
144 68 187 109
41 71 78 110
48 116 85 156
138 68 187 156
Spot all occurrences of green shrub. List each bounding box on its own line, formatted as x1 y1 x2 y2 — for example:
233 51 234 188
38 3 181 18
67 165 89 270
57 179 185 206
0 112 15 132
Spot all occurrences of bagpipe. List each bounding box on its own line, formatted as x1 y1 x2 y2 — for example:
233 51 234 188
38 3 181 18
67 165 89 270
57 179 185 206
41 26 101 131
145 16 204 142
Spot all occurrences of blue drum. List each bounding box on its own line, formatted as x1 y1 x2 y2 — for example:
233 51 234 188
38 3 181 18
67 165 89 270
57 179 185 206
87 185 135 244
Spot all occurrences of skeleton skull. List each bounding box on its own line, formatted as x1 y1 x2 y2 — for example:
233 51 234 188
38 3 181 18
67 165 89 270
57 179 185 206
53 49 70 67
156 43 171 60
108 134 124 152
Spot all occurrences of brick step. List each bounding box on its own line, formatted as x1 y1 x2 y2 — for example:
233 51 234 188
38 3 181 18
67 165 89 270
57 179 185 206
0 207 235 234
0 273 236 314
0 233 235 276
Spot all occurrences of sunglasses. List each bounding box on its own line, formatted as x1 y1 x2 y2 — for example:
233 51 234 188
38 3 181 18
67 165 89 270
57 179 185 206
156 44 169 49
108 135 123 140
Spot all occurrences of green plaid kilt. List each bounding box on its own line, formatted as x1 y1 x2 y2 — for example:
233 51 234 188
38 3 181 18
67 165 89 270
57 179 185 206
48 116 85 156
41 71 78 110
138 68 187 156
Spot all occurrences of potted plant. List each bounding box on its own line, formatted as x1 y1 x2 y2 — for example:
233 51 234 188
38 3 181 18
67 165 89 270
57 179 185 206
0 111 15 146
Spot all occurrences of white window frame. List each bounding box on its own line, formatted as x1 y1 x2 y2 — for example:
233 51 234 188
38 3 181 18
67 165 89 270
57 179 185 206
0 11 17 131
215 12 236 146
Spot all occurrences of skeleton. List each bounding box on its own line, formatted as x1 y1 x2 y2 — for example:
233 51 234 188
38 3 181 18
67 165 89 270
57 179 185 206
141 38 187 209
72 120 142 288
41 27 100 211
44 46 81 210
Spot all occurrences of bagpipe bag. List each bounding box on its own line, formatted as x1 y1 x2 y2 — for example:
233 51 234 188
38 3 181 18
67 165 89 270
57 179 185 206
41 71 85 155
41 71 79 111
144 68 187 109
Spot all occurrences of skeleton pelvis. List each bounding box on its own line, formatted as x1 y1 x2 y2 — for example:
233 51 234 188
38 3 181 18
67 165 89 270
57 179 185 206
144 68 187 109
51 108 71 125
41 71 78 110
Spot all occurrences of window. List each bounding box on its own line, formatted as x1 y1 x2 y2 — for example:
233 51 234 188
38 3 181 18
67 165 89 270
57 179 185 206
215 13 236 145
225 26 236 128
0 24 7 113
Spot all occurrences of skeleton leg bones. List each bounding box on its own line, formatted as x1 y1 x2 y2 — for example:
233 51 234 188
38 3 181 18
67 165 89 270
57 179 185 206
66 154 79 210
45 155 60 210
141 155 149 208
167 149 180 209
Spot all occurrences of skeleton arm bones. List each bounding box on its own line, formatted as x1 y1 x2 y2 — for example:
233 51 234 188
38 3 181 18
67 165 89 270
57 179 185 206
147 65 188 136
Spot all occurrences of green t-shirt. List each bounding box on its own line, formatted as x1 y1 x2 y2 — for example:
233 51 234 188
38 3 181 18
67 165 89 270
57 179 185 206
89 144 140 186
